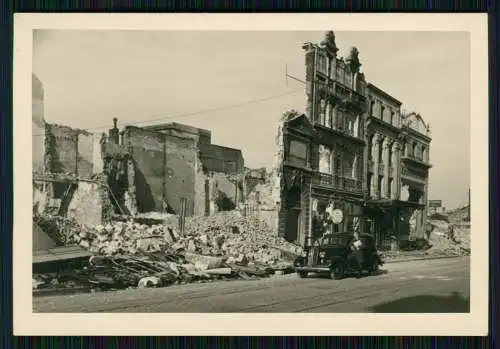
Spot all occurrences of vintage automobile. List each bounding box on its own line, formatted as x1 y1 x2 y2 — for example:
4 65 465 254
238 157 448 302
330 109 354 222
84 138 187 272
293 233 385 280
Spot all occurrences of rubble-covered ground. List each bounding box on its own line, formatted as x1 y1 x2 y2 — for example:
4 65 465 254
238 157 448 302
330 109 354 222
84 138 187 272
383 207 471 262
33 211 303 293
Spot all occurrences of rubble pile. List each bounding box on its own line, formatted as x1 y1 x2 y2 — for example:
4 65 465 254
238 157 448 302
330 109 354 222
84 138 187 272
33 210 302 292
182 211 302 265
447 205 470 223
426 216 471 257
34 214 81 245
66 220 179 255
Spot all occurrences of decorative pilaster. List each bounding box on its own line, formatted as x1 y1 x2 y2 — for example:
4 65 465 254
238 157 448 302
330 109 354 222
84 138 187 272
332 105 338 129
370 133 380 198
391 141 401 200
362 128 370 197
381 138 391 198
319 99 326 125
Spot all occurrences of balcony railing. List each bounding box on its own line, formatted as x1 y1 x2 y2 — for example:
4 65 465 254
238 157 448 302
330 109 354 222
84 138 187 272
315 120 361 140
401 153 431 165
312 172 363 192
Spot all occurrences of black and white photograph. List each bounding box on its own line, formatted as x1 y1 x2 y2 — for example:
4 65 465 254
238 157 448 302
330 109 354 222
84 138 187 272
14 14 488 335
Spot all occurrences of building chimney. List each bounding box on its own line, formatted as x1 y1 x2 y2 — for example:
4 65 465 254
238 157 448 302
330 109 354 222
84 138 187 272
109 117 120 144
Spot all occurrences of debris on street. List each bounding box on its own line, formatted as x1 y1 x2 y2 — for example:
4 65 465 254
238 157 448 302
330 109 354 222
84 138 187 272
32 210 302 293
382 207 471 262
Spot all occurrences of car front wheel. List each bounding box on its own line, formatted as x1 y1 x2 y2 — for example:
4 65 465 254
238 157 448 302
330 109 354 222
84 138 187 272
369 258 380 275
330 264 344 280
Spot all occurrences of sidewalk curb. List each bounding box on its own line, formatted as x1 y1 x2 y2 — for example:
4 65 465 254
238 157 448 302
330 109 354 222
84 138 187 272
383 254 467 264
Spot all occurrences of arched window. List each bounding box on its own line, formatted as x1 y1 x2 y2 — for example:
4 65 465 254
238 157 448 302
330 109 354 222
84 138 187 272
412 143 417 159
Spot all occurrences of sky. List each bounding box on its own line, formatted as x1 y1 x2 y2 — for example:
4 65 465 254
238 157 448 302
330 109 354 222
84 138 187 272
32 30 470 209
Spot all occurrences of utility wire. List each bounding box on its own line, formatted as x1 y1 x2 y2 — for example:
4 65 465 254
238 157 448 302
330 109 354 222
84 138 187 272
32 89 303 137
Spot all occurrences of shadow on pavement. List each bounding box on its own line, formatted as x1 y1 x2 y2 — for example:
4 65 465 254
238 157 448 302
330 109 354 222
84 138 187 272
370 292 470 313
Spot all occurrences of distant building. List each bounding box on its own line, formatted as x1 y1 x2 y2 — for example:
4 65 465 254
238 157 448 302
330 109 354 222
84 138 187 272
275 31 432 247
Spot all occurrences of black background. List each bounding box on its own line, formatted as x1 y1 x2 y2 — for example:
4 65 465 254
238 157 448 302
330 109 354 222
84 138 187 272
1 1 497 348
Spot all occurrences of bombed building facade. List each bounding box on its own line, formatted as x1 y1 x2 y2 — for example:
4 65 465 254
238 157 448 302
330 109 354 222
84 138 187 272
275 31 432 248
101 119 245 218
32 73 246 228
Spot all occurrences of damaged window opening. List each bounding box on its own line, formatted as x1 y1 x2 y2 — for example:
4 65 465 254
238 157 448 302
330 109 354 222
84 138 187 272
288 139 309 167
53 182 68 199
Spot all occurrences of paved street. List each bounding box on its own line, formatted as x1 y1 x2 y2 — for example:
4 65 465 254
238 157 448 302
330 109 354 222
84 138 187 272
33 256 470 313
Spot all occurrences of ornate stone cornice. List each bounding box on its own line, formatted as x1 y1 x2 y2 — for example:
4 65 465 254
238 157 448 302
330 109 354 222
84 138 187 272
319 31 339 58
345 46 361 74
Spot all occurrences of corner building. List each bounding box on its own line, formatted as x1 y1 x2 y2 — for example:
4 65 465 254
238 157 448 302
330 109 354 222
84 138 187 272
276 31 432 248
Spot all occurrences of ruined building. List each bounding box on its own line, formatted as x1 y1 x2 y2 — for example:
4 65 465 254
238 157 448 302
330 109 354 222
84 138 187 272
275 31 432 248
32 74 112 227
101 119 245 218
32 73 246 227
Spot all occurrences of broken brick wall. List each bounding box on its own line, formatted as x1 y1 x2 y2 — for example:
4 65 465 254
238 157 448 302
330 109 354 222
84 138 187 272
44 124 95 176
124 126 202 215
164 133 199 215
77 132 95 177
209 172 241 212
193 155 207 216
33 182 48 215
67 180 114 227
243 168 280 232
124 126 165 213
151 125 208 216
200 144 244 174
45 124 77 175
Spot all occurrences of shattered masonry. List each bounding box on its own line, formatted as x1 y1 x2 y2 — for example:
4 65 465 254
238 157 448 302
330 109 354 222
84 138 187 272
32 71 250 225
